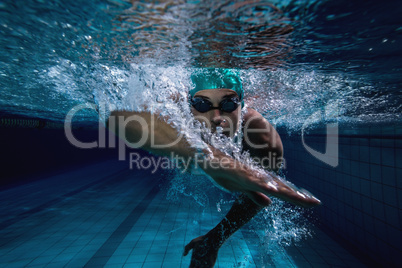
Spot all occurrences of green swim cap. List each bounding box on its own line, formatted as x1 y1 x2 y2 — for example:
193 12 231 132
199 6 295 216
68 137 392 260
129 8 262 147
189 68 244 107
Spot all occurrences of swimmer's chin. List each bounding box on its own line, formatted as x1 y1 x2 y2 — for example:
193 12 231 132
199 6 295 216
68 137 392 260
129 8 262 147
211 128 233 138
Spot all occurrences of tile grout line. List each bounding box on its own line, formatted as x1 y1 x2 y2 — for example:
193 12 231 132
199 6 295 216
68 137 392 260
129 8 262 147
84 179 162 267
0 168 128 233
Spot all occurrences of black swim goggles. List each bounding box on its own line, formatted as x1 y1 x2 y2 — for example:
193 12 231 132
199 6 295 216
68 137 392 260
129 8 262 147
190 96 241 113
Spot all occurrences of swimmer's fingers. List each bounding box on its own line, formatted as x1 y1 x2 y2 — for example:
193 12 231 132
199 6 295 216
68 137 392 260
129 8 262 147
245 191 272 207
183 240 194 256
258 174 321 208
183 235 207 256
184 236 203 256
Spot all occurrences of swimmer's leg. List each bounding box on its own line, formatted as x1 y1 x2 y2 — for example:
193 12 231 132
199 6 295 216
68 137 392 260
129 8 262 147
183 194 264 267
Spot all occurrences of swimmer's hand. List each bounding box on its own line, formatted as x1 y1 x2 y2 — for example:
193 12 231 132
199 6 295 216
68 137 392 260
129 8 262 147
108 111 320 208
204 147 321 208
183 234 218 268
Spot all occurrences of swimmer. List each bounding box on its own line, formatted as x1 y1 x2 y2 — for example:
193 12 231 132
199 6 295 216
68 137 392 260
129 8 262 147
108 68 320 267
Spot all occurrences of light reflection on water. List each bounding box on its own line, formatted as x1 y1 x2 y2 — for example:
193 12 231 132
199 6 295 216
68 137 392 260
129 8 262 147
0 0 400 126
1 0 400 260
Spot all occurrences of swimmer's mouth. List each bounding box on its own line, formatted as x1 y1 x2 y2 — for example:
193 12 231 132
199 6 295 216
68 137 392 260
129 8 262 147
212 126 233 137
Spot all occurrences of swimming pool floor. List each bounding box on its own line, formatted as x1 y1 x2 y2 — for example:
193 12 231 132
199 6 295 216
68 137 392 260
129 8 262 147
0 160 367 267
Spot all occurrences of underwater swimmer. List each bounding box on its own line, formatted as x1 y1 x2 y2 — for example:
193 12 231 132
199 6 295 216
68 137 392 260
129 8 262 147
108 68 320 267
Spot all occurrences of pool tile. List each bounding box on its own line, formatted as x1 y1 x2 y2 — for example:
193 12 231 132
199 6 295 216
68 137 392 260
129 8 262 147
0 162 369 268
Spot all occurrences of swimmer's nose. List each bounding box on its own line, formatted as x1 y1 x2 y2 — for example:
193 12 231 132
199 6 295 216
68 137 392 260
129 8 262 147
211 109 224 126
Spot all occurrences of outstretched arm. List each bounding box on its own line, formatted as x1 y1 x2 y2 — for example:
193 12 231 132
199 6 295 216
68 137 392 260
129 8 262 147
108 110 320 207
183 108 314 267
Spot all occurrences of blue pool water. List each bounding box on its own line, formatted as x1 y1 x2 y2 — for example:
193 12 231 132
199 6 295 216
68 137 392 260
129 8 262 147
0 159 369 267
0 0 401 267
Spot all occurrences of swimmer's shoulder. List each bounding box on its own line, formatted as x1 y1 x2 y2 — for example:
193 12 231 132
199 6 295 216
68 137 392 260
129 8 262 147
242 107 273 127
243 107 260 122
241 107 283 155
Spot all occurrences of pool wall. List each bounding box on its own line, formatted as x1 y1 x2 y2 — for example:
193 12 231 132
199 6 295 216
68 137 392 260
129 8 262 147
279 123 401 267
0 123 116 189
1 118 400 266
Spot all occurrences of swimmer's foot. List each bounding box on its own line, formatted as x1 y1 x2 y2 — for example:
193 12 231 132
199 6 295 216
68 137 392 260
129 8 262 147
183 234 219 268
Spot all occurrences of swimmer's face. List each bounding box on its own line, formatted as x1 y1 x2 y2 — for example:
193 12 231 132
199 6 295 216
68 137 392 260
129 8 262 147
191 88 241 137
